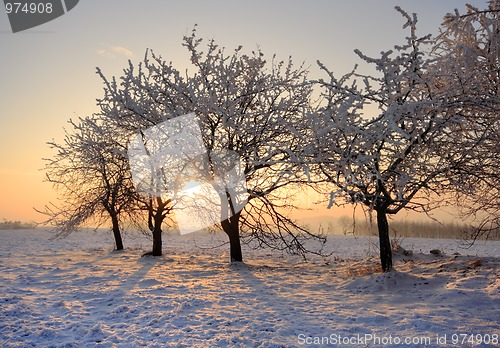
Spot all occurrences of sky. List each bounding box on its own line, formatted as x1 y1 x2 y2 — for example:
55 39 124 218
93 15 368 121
0 0 489 223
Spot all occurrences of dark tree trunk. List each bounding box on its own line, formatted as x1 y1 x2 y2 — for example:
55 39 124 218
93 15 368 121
376 207 393 272
228 226 242 262
151 225 162 256
111 214 124 251
145 198 163 257
221 212 243 262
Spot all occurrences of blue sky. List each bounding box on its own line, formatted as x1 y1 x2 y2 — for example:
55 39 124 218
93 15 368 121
0 0 489 221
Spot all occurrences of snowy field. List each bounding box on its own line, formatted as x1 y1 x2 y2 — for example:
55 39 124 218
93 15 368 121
0 229 499 347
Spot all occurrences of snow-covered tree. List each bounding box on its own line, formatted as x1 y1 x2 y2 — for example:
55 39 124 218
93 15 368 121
96 28 326 261
95 66 178 256
310 7 473 272
182 29 326 261
39 116 139 250
431 1 500 240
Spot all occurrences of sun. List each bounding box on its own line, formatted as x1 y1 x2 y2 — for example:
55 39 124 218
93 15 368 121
181 180 205 198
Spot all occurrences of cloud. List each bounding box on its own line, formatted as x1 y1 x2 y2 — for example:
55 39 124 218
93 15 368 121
111 46 134 58
97 45 134 59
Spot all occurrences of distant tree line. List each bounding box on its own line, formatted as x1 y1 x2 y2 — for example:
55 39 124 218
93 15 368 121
335 217 500 240
0 219 36 230
39 1 499 272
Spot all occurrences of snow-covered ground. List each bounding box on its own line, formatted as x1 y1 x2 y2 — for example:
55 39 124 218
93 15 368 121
0 228 498 347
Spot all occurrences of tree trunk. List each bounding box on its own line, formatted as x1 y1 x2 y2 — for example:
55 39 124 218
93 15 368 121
376 208 393 272
111 214 124 251
228 226 242 262
221 212 243 262
146 199 163 257
151 225 162 256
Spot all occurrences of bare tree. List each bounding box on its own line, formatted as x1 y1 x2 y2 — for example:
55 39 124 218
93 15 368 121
95 69 178 257
39 116 139 250
183 29 327 261
96 28 327 262
310 7 476 272
431 1 500 241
